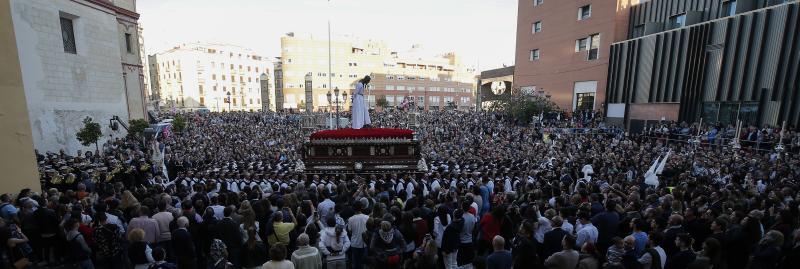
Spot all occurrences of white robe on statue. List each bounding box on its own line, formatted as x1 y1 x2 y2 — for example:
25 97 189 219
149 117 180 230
351 82 371 129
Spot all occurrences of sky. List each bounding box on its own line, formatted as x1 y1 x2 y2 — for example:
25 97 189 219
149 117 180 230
137 0 518 70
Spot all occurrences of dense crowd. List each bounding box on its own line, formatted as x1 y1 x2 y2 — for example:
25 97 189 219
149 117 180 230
2 110 800 269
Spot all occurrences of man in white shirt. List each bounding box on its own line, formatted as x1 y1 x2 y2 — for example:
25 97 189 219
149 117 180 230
575 212 598 248
208 195 225 220
346 201 369 269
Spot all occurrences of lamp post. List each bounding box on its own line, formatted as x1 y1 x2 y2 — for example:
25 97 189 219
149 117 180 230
326 90 333 129
226 91 232 112
334 87 340 129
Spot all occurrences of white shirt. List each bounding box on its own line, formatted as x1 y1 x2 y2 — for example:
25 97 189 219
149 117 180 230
433 215 451 248
534 216 552 243
347 213 369 248
576 222 598 248
210 205 225 220
562 221 574 235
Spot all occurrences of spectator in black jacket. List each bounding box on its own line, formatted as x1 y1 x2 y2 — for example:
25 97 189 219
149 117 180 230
33 197 59 266
591 200 620 252
442 209 464 269
512 221 541 269
216 206 242 268
666 233 695 269
749 230 783 269
172 216 195 269
662 214 684 258
542 216 569 258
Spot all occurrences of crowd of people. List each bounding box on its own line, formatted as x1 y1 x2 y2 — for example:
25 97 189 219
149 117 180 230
2 110 800 269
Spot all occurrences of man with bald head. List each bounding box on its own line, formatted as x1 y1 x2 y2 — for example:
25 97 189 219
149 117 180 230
486 235 512 269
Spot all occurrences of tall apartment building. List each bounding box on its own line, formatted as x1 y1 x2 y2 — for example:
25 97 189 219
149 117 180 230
514 0 638 112
276 34 476 111
2 0 147 191
605 0 800 129
149 43 272 112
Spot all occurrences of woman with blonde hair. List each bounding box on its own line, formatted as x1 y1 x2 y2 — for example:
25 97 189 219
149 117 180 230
127 228 154 269
120 190 140 220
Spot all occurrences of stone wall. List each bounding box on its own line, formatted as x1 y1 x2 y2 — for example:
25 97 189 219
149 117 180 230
11 0 135 153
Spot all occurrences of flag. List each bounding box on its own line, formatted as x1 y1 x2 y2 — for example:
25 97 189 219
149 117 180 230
644 156 660 187
655 150 671 175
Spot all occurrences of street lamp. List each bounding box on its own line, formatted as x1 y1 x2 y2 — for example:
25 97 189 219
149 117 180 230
226 91 232 112
334 87 340 129
326 90 333 129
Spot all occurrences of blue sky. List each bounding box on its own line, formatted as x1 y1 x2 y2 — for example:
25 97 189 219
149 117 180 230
138 0 518 70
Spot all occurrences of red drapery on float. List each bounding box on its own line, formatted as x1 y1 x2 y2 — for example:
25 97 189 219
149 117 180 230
310 128 414 140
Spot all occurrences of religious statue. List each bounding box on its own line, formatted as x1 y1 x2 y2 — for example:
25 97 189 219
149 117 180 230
351 75 372 129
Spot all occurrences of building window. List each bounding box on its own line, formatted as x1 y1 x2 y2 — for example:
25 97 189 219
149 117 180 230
199 85 204 94
534 0 543 6
231 76 236 82
588 34 600 60
578 5 591 20
670 13 686 29
200 97 205 106
529 49 540 61
60 16 77 54
124 33 133 53
222 75 226 81
575 92 595 111
723 1 737 17
532 21 542 33
576 38 589 52
212 74 217 80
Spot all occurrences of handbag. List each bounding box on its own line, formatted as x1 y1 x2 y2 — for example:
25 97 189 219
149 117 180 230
12 246 30 269
13 257 30 269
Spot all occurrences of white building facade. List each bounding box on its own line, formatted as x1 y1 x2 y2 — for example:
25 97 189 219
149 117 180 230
9 0 147 153
149 43 271 112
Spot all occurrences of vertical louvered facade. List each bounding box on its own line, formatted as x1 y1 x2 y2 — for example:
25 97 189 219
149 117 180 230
606 0 800 128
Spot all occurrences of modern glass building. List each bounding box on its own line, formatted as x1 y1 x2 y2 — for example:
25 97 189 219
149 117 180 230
605 0 800 130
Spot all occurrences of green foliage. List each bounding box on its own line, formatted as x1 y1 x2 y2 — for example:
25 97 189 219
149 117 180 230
76 117 102 150
128 119 149 137
491 94 558 124
172 115 187 133
376 96 389 108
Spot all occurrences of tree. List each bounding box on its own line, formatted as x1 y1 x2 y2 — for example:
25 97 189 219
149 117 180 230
128 119 149 138
376 96 389 108
172 114 187 133
491 94 558 125
76 116 102 151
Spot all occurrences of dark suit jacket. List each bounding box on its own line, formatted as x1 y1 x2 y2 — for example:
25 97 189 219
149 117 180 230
171 228 195 257
216 217 243 249
543 228 569 258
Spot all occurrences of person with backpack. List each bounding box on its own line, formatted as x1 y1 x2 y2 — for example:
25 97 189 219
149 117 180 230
65 218 93 269
370 220 405 269
93 213 123 269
